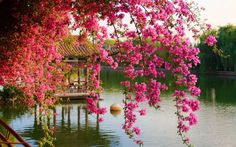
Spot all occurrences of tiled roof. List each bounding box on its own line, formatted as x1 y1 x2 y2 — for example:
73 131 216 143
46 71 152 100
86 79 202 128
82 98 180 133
59 43 119 58
59 43 99 58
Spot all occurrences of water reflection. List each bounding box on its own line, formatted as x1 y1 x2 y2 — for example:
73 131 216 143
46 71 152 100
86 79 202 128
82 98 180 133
23 101 120 146
101 69 236 105
198 75 236 105
0 70 236 147
100 69 124 91
0 105 28 123
55 102 120 147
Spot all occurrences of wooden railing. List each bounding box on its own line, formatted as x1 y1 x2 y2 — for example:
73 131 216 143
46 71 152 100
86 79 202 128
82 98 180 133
0 119 31 147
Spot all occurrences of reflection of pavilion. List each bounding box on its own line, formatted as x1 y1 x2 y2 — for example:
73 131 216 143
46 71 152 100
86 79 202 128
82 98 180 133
21 101 120 146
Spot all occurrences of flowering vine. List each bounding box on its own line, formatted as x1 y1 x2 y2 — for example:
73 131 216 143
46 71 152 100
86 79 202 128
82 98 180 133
0 0 217 146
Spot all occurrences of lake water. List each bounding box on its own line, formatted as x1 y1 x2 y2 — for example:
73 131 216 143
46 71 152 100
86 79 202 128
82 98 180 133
1 70 236 147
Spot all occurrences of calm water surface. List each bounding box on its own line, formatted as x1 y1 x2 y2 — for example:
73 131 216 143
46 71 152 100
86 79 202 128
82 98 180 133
1 70 236 147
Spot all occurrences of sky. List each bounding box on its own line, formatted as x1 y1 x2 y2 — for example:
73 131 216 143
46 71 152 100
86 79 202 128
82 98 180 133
196 0 236 28
73 0 236 37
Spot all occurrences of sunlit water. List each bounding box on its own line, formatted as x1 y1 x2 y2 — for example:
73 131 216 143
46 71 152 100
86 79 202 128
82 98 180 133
1 70 236 147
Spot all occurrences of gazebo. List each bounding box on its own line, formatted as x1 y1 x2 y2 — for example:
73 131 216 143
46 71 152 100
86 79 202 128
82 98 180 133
55 40 118 99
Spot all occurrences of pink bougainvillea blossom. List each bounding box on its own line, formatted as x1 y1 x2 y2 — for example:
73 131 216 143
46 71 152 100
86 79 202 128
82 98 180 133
0 0 210 146
205 35 217 46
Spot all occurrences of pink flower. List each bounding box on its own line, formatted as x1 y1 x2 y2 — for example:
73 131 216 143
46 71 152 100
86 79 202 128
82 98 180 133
98 117 104 122
87 98 95 105
153 55 164 67
135 140 143 145
126 31 137 38
165 62 171 70
185 137 190 142
106 56 114 65
118 13 125 19
94 80 100 88
205 35 217 46
112 62 118 69
189 113 198 126
179 120 190 132
188 74 197 84
135 92 147 102
126 102 138 111
188 99 200 112
173 90 186 97
120 81 130 87
182 105 189 112
26 98 36 107
134 83 147 92
100 49 108 59
189 86 201 96
138 109 146 116
97 107 107 115
94 64 101 73
132 127 141 135
206 24 212 30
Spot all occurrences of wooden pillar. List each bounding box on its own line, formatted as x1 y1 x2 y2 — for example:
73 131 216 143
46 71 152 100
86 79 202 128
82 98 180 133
39 105 42 125
96 102 100 131
61 107 65 127
97 68 101 98
85 65 89 92
53 108 56 131
68 107 71 129
85 108 88 129
34 105 37 126
78 106 81 130
78 61 81 92
47 115 50 127
62 107 65 121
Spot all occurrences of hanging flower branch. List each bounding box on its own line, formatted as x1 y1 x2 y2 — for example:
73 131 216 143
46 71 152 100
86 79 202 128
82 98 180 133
0 0 217 146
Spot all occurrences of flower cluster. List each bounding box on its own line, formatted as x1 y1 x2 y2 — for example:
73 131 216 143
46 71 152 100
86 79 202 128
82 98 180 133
205 35 217 46
0 0 71 107
0 0 209 146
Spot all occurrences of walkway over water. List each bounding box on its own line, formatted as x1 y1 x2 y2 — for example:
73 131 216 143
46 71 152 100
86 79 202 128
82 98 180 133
54 92 90 100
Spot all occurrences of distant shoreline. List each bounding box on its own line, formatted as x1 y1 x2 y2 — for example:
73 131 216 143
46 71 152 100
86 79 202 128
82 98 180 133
101 65 236 76
196 71 236 76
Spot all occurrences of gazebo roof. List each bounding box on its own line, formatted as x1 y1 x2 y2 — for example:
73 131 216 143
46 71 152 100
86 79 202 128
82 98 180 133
59 43 99 58
59 43 119 58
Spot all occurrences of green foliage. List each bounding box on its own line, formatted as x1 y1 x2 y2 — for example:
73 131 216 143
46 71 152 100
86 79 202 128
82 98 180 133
38 117 56 147
62 35 76 46
104 39 116 46
0 85 24 102
197 24 236 73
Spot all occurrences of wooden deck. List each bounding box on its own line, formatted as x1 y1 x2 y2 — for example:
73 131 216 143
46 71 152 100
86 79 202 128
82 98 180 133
54 92 90 100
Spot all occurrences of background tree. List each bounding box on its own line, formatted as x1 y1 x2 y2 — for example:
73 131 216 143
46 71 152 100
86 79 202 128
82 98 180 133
197 24 236 73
